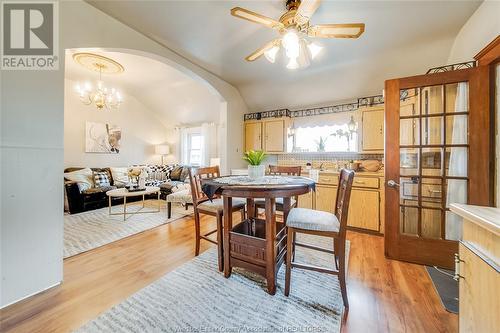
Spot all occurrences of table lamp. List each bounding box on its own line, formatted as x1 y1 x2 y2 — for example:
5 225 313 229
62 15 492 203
155 145 170 165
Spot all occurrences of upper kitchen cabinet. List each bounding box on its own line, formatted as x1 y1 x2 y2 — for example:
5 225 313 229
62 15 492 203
361 105 385 152
244 118 287 153
263 118 286 153
244 121 262 151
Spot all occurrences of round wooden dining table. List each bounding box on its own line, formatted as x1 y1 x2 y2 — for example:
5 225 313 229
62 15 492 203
201 175 315 295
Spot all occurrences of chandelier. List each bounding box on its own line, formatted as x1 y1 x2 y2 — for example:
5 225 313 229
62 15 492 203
264 28 323 69
73 53 124 110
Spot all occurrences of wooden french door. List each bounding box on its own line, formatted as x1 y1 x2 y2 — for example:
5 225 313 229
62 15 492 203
384 67 492 269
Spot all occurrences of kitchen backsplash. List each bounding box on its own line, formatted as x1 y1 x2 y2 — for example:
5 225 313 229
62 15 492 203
277 152 384 170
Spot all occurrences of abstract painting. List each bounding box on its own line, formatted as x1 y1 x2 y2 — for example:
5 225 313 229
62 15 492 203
85 122 122 153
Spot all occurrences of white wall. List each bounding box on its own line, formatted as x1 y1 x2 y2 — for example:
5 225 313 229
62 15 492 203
1 0 247 308
447 0 500 207
447 0 500 64
64 79 172 168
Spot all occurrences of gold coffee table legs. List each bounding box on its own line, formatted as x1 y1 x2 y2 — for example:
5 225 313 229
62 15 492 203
108 191 161 221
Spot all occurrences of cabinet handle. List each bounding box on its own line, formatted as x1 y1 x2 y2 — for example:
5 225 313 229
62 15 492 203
355 180 366 184
379 126 383 134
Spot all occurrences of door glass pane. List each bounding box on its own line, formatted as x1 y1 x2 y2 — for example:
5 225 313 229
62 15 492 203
400 177 419 205
445 179 467 208
422 86 443 115
421 208 442 239
445 147 468 177
400 118 419 145
446 115 468 145
400 206 418 236
421 178 442 207
445 83 469 113
422 148 442 176
400 88 420 116
422 116 443 145
400 148 419 175
445 211 463 241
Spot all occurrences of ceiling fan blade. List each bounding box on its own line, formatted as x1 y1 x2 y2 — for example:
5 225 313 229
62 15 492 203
245 39 281 62
308 23 365 38
295 0 322 26
231 7 284 30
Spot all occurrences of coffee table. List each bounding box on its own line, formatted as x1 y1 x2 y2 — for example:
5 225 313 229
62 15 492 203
106 186 161 221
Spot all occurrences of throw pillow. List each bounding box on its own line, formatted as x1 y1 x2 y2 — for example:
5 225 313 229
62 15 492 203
64 168 94 192
169 165 183 181
110 167 129 186
94 171 111 188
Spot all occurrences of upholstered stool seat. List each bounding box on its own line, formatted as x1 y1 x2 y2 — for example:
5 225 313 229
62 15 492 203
286 208 340 232
198 198 246 213
166 189 193 218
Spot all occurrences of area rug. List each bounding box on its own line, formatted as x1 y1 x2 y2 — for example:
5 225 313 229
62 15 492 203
64 200 193 258
78 235 348 333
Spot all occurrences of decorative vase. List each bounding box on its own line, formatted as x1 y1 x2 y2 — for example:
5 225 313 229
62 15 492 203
248 165 265 180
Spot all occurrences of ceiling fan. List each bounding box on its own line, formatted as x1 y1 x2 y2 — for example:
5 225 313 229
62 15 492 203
231 0 365 69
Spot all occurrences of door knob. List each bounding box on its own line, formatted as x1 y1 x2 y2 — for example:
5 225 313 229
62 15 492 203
387 180 400 188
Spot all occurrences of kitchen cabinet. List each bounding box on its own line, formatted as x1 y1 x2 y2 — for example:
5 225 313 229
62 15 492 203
263 119 285 153
297 190 314 209
244 121 262 151
244 118 287 153
311 172 384 233
361 107 384 151
315 185 337 213
347 189 380 231
450 204 500 333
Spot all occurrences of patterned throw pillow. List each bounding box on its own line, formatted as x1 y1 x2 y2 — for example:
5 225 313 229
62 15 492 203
94 171 111 188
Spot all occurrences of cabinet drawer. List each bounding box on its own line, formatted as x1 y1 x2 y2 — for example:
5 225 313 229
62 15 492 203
318 175 339 185
352 177 379 189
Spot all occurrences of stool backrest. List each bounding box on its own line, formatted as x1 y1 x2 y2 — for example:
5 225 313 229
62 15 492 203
335 169 355 237
188 166 220 206
268 165 302 176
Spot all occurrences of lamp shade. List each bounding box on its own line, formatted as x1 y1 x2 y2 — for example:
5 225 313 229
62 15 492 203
155 144 170 155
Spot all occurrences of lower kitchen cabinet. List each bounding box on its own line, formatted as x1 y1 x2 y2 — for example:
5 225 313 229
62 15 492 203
315 185 337 213
297 174 384 233
347 190 380 231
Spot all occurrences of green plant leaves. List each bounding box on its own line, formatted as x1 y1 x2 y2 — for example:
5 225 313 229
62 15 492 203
243 150 267 166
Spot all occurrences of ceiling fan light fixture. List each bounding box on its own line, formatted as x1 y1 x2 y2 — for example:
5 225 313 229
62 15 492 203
286 57 299 70
282 28 300 59
264 45 280 63
307 42 323 59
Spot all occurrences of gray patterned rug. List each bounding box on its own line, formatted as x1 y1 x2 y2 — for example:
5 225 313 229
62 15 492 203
78 235 348 333
64 200 193 258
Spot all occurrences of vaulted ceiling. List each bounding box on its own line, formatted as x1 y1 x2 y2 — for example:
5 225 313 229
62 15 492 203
65 50 221 127
89 0 481 111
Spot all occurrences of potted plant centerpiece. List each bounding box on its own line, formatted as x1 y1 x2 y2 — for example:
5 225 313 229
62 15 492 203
243 150 267 180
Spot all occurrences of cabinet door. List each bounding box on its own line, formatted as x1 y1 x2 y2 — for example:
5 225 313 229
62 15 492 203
459 243 500 333
347 190 380 231
362 110 384 151
297 190 313 209
263 119 285 152
315 185 337 213
245 122 262 151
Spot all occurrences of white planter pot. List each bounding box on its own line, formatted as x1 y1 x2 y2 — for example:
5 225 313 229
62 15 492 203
248 165 265 180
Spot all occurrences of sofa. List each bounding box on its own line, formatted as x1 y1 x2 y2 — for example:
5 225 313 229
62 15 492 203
64 165 190 214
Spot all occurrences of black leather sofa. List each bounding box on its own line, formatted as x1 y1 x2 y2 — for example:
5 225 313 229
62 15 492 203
64 166 190 214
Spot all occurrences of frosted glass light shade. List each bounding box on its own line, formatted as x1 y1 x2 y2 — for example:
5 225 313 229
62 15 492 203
155 145 170 155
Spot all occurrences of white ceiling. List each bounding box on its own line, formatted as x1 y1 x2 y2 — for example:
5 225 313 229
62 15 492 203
65 49 222 127
88 0 481 111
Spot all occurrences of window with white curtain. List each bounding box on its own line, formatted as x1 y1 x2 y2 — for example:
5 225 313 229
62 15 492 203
187 133 203 166
293 124 357 152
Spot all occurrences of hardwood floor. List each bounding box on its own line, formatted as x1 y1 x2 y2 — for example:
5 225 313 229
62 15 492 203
0 213 457 333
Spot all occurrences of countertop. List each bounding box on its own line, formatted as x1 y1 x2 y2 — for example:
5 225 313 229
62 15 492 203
311 169 384 177
450 203 500 236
